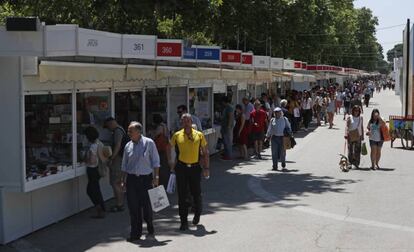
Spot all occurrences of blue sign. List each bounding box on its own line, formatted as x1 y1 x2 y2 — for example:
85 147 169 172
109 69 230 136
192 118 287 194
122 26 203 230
183 47 196 59
197 48 220 61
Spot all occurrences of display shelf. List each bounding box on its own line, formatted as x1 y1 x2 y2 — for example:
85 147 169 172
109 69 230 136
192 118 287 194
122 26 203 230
75 164 87 176
25 169 76 192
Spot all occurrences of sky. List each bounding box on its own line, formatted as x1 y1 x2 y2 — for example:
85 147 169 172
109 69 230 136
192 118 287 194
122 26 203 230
354 0 413 59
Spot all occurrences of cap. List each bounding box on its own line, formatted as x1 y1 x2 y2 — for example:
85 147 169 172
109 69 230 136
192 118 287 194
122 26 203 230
274 107 282 112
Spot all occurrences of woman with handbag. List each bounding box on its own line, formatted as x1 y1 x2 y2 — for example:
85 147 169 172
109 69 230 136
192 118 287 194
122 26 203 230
265 107 292 171
366 109 386 170
345 105 364 169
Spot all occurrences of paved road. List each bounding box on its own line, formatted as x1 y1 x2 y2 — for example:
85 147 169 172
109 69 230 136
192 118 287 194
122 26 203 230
2 89 413 252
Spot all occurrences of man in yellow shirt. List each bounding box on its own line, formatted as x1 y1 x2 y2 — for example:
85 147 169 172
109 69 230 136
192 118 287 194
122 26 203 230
168 113 210 231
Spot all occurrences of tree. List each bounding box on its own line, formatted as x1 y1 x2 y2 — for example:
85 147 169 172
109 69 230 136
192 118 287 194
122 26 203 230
387 43 403 62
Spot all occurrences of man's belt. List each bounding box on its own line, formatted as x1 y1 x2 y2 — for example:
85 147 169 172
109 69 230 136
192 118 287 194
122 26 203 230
178 160 199 168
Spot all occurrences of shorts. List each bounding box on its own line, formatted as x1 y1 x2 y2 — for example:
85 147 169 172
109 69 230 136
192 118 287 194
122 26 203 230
109 155 123 185
369 140 383 148
252 131 264 141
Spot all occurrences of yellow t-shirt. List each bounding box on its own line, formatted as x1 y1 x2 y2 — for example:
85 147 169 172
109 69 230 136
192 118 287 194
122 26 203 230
170 128 207 164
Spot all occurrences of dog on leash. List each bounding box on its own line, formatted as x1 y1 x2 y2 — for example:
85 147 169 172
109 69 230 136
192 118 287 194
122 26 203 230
339 154 349 172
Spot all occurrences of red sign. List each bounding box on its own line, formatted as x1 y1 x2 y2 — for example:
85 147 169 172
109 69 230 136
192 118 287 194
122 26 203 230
157 42 182 57
242 54 253 65
307 65 317 71
302 62 307 70
294 61 302 69
222 51 241 63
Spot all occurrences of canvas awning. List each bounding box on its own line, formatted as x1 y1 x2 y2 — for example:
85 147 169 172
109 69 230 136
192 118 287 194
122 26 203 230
221 69 254 81
39 61 125 82
156 66 198 80
255 70 272 82
126 64 156 80
197 67 221 80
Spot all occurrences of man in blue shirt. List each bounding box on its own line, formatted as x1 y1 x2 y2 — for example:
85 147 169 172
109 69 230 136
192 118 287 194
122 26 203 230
121 121 160 242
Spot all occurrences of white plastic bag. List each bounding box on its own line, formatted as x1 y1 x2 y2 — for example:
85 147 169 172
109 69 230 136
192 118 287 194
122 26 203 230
166 173 176 194
148 185 170 212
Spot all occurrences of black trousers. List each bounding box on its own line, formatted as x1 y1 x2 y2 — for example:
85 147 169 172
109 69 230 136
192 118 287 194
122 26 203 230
86 167 105 211
126 174 153 237
303 109 312 129
176 162 202 223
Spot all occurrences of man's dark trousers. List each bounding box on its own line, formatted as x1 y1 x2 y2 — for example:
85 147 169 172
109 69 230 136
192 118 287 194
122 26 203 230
175 162 202 223
126 174 153 237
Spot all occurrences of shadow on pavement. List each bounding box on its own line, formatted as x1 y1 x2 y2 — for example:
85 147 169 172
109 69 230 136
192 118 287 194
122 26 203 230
8 146 359 252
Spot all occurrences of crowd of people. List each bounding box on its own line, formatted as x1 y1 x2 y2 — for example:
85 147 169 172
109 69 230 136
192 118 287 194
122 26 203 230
81 77 391 242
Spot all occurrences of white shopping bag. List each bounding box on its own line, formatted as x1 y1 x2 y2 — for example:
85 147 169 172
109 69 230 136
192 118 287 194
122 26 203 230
166 173 176 194
148 185 170 212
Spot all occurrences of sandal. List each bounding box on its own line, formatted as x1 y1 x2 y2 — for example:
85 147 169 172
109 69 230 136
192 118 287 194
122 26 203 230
110 205 125 212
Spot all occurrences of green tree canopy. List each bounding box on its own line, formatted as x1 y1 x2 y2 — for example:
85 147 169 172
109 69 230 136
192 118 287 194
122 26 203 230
1 0 386 73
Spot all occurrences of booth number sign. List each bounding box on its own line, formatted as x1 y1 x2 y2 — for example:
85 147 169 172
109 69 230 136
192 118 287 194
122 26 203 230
133 43 144 51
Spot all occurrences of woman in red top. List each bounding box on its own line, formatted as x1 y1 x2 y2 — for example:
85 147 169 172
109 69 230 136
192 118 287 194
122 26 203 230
250 100 267 159
234 104 249 160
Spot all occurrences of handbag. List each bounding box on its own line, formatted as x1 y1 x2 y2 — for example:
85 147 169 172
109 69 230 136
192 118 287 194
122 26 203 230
361 141 368 155
283 136 292 150
148 185 170 212
166 174 176 194
380 123 391 142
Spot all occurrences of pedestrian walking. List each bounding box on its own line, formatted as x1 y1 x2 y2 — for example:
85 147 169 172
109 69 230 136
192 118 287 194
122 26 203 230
84 126 107 219
345 106 364 169
152 114 170 188
220 96 234 160
335 88 343 114
250 99 267 159
234 104 249 160
121 121 160 242
104 117 128 213
327 93 336 129
168 113 210 231
363 87 371 108
366 109 385 170
301 91 313 131
265 107 292 171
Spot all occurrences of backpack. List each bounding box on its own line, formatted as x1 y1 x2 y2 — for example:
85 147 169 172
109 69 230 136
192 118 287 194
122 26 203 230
115 126 129 156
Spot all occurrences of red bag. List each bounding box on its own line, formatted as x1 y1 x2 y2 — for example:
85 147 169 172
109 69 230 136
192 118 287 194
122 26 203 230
380 123 391 142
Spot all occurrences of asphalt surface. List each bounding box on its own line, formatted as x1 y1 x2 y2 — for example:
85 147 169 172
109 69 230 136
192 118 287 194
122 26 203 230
2 89 413 252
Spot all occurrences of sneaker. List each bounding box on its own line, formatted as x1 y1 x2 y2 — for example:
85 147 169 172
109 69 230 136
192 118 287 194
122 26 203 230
127 235 141 243
272 166 278 171
282 162 286 168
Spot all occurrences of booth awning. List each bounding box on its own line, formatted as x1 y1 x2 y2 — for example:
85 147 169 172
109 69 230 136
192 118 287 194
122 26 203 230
197 67 221 80
221 69 254 81
39 61 126 82
126 64 156 80
156 66 198 80
255 71 272 82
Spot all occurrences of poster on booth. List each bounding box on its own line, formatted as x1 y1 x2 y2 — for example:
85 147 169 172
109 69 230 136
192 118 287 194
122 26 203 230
221 50 242 65
77 28 122 58
183 47 197 61
122 34 156 59
157 39 183 61
197 46 221 63
283 59 295 70
253 55 270 69
242 53 253 67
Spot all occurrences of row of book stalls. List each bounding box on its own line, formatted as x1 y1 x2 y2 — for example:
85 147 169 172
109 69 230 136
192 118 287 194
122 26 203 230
0 21 362 243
